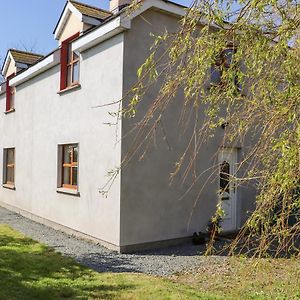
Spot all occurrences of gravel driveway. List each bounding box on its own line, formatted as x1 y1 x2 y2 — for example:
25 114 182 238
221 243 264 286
0 206 227 276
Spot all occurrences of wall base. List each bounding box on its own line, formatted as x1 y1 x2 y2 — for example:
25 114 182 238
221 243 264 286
0 201 193 254
119 236 193 253
0 201 120 252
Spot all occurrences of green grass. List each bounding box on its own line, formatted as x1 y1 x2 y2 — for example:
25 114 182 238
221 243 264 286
172 255 300 300
1 224 299 300
0 224 219 300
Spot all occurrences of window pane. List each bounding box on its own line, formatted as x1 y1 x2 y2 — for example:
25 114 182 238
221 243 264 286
6 167 14 184
211 66 222 85
73 145 78 163
7 149 14 165
10 88 15 109
10 94 15 109
72 62 79 83
63 146 72 164
67 44 72 64
67 66 72 87
73 51 79 60
72 167 78 186
220 161 230 193
63 167 71 185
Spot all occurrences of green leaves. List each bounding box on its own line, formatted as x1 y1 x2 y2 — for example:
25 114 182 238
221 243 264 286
124 0 300 256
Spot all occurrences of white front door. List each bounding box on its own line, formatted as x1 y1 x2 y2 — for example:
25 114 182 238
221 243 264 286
218 148 238 232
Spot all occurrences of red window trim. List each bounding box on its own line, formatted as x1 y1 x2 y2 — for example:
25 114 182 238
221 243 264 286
6 73 15 112
60 32 80 91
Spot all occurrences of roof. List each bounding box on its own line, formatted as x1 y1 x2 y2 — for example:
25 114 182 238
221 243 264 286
8 0 189 85
69 0 112 20
9 49 44 66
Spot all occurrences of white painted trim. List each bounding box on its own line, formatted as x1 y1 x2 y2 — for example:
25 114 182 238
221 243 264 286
54 2 104 40
54 2 83 40
54 3 76 40
10 51 60 87
124 0 212 28
7 0 204 87
72 0 187 52
72 0 211 53
72 17 128 52
218 148 238 232
126 0 187 20
2 52 14 78
69 2 83 20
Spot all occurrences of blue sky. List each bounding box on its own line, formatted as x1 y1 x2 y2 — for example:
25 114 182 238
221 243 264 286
0 0 191 66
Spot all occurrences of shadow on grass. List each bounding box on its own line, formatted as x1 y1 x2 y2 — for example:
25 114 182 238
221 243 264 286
0 233 135 300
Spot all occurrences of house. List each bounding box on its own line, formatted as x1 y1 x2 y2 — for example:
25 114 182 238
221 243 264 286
0 0 256 252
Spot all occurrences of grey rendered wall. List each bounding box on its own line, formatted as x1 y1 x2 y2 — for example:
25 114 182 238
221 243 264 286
0 34 124 247
120 9 256 247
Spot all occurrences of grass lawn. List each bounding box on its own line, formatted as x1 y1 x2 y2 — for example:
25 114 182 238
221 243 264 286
172 254 300 300
1 224 300 300
0 224 218 300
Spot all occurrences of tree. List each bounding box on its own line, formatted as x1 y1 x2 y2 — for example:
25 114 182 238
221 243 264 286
121 0 300 256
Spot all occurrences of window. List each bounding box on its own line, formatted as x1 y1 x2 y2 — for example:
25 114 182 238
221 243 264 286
10 87 15 109
5 74 15 112
60 144 78 190
67 46 80 87
220 161 230 194
60 32 80 91
211 46 241 90
3 148 15 187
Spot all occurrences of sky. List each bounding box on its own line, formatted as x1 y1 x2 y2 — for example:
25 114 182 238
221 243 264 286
0 0 192 67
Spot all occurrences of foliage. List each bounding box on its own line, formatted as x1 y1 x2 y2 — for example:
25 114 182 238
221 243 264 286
123 0 300 256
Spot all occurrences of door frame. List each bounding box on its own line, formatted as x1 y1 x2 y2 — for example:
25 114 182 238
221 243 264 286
218 147 238 232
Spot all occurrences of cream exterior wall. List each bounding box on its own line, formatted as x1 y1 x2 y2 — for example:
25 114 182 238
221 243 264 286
0 34 124 246
5 59 17 79
59 12 84 44
109 0 131 12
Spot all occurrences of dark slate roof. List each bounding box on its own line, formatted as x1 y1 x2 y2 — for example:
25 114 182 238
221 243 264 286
70 0 112 20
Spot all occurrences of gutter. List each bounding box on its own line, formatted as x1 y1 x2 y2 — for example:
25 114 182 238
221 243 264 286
5 0 194 87
10 50 60 87
72 16 130 52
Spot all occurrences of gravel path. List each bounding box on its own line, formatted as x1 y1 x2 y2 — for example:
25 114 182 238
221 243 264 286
0 206 226 276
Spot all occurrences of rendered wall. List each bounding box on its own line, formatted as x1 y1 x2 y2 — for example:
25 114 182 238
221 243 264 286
0 34 124 247
120 9 256 248
59 12 84 44
5 59 17 79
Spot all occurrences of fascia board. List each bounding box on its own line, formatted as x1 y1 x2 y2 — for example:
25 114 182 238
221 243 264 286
10 51 60 87
2 52 14 78
72 0 215 53
54 2 82 40
72 17 127 52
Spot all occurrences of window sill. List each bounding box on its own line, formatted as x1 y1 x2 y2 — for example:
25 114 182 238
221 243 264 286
56 187 80 197
4 108 15 115
58 84 81 95
3 184 16 190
